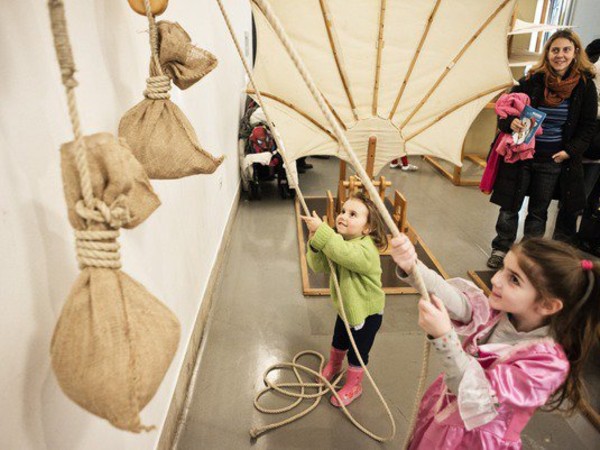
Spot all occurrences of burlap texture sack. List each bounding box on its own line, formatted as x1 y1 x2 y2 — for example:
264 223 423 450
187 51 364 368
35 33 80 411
60 132 161 230
157 21 217 90
51 269 180 432
52 132 180 431
118 56 224 180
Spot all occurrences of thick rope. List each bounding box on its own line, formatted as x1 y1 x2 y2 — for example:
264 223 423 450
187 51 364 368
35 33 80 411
143 0 172 100
218 0 402 442
221 0 432 445
75 230 122 269
144 74 171 99
251 4 432 447
73 195 131 269
47 0 149 431
47 0 131 233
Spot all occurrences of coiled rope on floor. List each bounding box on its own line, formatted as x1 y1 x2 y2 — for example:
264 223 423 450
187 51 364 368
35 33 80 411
217 0 431 445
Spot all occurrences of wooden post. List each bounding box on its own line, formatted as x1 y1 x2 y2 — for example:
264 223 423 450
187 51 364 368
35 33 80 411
348 175 357 195
339 159 347 182
366 136 377 179
393 190 408 233
378 175 387 201
326 190 335 226
337 179 346 213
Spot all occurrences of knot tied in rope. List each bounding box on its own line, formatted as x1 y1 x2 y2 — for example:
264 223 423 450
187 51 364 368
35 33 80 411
75 195 132 229
75 229 122 269
144 75 171 99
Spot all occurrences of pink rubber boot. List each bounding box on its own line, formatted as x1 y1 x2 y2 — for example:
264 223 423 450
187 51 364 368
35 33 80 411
321 347 347 382
330 365 364 407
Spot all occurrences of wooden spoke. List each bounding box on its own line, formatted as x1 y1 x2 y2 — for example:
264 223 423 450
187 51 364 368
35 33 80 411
388 0 442 120
399 0 512 130
404 82 513 141
366 136 377 178
246 89 337 141
372 0 387 116
319 0 359 121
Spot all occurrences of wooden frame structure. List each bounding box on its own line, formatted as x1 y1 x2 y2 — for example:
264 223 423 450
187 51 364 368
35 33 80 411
297 141 448 296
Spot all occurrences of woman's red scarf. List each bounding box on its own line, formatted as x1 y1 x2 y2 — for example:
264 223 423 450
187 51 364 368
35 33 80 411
543 68 581 106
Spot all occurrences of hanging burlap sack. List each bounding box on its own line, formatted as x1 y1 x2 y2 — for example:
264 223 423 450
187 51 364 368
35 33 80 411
60 133 161 229
157 20 218 90
51 133 181 432
119 19 223 179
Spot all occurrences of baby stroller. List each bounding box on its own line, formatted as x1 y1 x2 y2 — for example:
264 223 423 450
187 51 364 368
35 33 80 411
238 99 296 200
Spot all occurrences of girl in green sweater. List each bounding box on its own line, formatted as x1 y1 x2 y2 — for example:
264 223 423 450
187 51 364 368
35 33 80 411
302 192 387 407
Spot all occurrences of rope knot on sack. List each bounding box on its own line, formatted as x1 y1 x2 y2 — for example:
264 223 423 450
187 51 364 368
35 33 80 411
75 195 132 229
75 229 122 269
144 75 171 99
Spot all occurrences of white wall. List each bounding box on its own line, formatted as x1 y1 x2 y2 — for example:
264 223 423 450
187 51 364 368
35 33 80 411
0 1 249 448
571 0 600 47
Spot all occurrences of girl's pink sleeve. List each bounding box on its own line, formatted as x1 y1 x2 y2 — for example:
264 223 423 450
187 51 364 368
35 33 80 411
447 278 497 336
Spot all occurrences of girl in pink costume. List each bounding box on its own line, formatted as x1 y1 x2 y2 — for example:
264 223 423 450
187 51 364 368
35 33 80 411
390 235 600 449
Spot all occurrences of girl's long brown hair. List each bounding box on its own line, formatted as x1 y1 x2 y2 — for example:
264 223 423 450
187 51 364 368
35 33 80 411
530 29 596 79
512 238 600 414
346 191 388 250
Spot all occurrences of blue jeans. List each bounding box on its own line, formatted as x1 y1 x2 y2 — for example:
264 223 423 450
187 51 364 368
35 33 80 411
492 159 562 252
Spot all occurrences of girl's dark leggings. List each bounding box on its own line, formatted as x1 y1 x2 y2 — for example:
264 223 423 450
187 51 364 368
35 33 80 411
331 313 382 366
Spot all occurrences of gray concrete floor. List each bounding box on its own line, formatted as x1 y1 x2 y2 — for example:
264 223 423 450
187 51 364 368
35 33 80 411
176 157 600 450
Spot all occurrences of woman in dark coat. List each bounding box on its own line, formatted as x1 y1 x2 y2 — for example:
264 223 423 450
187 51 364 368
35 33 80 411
487 29 597 269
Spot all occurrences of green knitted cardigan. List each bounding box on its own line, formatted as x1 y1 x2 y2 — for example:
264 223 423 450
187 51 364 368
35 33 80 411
306 223 384 326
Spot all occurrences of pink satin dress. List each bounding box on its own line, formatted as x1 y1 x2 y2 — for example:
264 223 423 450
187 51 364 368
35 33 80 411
408 280 570 450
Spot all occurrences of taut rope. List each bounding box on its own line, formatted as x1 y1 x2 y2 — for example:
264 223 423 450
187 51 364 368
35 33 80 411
47 0 154 433
47 0 131 268
218 0 433 445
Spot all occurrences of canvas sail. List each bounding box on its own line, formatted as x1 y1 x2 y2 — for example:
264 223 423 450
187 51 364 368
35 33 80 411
249 0 517 174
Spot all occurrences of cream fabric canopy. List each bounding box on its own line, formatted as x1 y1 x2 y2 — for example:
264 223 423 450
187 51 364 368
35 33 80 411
248 0 516 175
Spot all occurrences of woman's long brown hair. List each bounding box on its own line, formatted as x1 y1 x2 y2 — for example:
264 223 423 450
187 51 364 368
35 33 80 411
530 29 596 79
513 238 600 414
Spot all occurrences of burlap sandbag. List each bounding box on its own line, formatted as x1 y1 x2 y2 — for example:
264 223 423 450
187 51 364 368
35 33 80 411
119 88 224 179
51 132 181 432
119 21 223 180
157 20 217 90
60 132 161 229
51 269 180 432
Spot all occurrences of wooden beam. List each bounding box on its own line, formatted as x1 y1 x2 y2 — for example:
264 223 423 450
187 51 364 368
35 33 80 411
342 180 392 188
326 190 335 227
400 0 512 130
339 159 347 182
372 0 387 116
404 82 513 141
366 136 377 178
319 0 359 121
246 89 337 140
388 0 441 119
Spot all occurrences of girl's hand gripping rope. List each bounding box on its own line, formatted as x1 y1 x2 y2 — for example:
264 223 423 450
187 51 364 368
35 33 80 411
418 295 452 339
301 210 323 239
389 234 417 275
